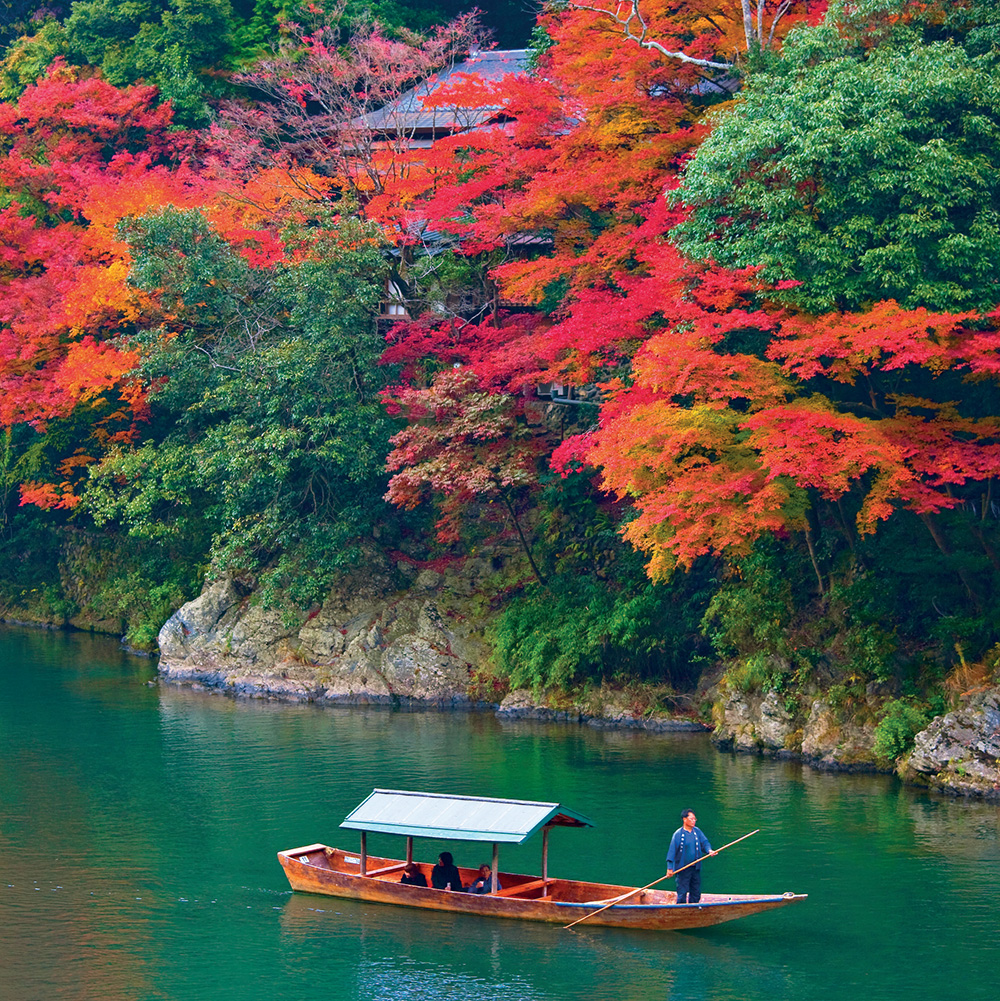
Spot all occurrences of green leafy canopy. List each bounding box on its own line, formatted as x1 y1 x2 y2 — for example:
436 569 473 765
672 5 1000 312
86 206 395 608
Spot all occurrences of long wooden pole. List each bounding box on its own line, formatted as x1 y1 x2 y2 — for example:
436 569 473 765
564 828 759 930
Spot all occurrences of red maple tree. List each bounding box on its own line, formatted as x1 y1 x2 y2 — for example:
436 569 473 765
378 3 824 550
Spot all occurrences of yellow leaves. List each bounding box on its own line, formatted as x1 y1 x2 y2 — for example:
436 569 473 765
54 339 140 404
492 257 566 306
211 166 333 231
204 166 342 264
57 452 95 475
79 171 211 255
61 260 144 334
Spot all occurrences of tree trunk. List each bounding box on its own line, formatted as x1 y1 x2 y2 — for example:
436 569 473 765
826 497 857 558
967 519 1000 573
919 512 984 612
804 522 824 596
740 1 756 50
502 490 547 587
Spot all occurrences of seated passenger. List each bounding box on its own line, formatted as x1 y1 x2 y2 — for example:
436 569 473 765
431 851 463 891
467 863 502 894
399 862 427 887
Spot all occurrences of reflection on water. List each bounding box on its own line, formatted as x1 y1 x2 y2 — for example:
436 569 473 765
1 624 999 1001
278 891 803 1001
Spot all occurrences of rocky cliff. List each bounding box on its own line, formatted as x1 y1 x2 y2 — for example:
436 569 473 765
157 572 708 733
157 568 492 705
712 680 1000 798
899 691 1000 799
711 687 884 772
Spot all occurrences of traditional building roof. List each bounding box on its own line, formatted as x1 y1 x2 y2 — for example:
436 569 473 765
361 49 530 143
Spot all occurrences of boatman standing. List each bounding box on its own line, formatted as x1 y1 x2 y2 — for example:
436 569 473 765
666 809 716 904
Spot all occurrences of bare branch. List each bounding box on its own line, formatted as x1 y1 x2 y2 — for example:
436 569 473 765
216 13 484 200
565 2 734 70
189 342 239 373
740 0 755 51
766 0 794 50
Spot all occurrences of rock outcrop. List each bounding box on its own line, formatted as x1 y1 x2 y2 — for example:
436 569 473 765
798 697 881 771
157 567 493 706
899 691 1000 799
157 572 711 733
712 689 800 754
712 688 883 771
706 675 1000 794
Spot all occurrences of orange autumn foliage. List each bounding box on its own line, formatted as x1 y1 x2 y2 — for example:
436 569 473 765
0 63 300 508
569 258 1000 578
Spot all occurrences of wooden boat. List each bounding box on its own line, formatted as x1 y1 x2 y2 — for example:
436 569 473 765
277 789 807 932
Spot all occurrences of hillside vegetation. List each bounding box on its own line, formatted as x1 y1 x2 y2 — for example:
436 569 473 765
2 1 1000 766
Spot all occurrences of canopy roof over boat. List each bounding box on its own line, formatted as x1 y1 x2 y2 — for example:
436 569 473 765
340 789 594 844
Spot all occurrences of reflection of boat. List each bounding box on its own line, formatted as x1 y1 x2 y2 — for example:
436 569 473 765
278 789 806 931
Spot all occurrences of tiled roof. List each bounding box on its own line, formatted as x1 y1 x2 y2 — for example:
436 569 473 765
361 49 530 134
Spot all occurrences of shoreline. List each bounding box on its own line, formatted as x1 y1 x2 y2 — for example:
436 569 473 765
155 667 1000 799
4 617 996 801
156 666 710 733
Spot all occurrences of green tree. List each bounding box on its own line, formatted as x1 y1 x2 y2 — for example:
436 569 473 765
85 206 395 607
672 1 1000 312
64 0 237 123
0 18 68 101
873 698 932 760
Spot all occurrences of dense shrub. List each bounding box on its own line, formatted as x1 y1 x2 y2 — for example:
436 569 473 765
492 572 712 692
873 698 932 761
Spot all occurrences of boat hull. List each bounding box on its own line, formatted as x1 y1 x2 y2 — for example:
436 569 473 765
277 845 806 931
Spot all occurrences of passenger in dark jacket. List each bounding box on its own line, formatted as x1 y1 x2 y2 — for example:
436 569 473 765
431 851 463 891
400 862 427 887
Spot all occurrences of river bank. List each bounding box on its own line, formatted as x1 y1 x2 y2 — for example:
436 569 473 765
5 564 998 801
149 575 1000 802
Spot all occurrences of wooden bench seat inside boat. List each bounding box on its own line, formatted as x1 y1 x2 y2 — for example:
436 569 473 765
494 878 550 898
365 862 409 878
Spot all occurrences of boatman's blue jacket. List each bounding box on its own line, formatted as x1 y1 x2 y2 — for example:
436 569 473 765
666 826 713 871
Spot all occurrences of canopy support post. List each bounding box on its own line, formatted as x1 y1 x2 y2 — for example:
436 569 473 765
360 831 367 876
406 836 413 864
491 842 499 894
542 826 550 883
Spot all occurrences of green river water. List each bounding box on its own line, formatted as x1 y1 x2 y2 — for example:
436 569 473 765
1 625 998 1001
